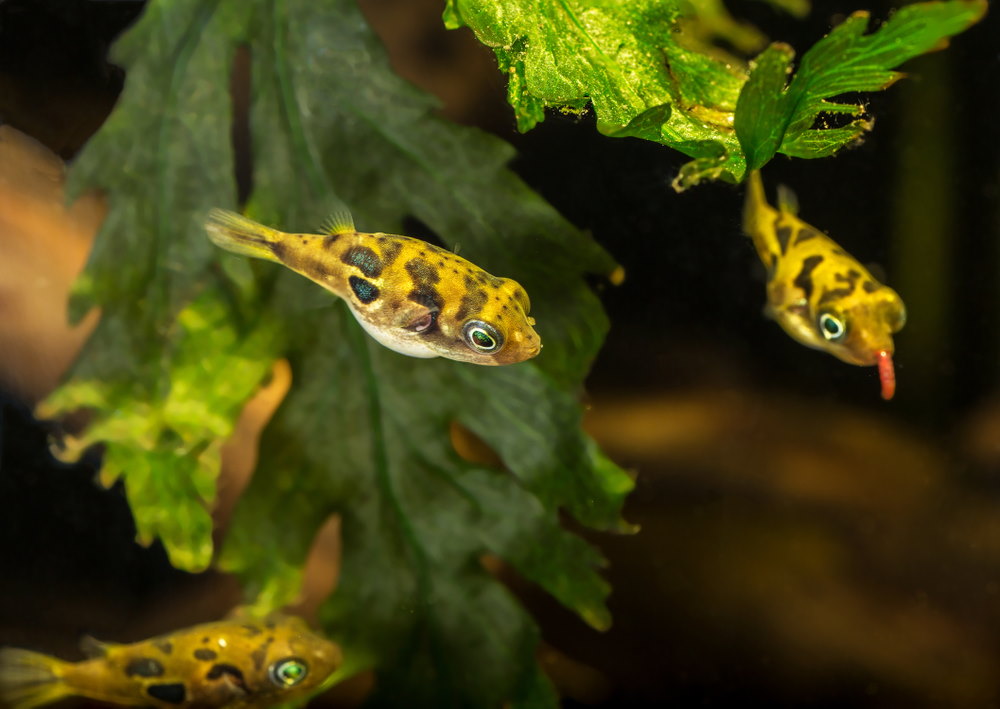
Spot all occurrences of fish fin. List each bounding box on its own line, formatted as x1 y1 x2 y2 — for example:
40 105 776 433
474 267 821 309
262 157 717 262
393 300 438 332
0 648 72 709
204 209 284 262
865 261 888 283
78 636 117 659
321 210 356 236
776 184 799 215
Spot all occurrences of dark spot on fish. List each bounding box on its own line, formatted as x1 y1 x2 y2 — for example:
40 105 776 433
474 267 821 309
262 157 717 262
349 276 380 304
452 269 459 275
342 246 382 278
406 259 440 285
240 625 263 636
323 234 339 248
437 260 445 267
193 649 218 661
201 638 210 644
406 259 444 317
250 638 274 672
501 304 509 311
819 269 861 305
269 242 287 261
154 641 174 655
126 658 165 678
380 240 403 269
456 288 488 321
206 664 247 687
793 255 824 299
775 225 794 254
794 227 821 245
863 280 879 293
146 683 186 704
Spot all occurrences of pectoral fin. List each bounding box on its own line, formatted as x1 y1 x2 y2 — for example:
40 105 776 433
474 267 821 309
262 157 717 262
394 301 438 333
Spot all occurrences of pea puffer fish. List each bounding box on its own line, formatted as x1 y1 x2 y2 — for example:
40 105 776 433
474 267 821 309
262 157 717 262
743 171 906 400
204 209 541 365
0 616 341 709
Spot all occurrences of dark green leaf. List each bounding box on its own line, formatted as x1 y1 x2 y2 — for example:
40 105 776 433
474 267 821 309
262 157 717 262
42 0 633 706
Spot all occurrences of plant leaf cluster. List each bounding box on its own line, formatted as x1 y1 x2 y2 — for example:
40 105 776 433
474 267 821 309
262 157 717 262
41 0 632 705
443 0 986 189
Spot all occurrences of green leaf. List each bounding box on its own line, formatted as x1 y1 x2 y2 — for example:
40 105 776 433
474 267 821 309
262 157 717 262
443 0 747 189
446 0 986 188
734 43 795 172
43 0 633 706
39 294 280 570
736 0 987 168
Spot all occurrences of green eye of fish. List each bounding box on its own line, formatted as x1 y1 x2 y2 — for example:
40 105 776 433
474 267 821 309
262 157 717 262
463 321 502 353
268 658 309 688
818 313 847 341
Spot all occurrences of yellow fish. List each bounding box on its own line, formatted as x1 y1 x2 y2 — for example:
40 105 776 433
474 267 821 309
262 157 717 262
205 210 541 365
743 171 906 399
0 616 341 709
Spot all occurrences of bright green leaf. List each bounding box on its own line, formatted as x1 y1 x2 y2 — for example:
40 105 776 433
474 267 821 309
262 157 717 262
736 0 987 168
447 0 986 188
443 0 747 189
39 294 280 570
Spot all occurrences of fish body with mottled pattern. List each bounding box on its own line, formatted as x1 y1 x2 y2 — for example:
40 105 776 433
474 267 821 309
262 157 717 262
743 171 906 399
0 616 341 709
204 209 541 365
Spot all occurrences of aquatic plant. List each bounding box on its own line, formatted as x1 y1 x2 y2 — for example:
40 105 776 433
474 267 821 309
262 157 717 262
445 0 986 188
39 0 984 706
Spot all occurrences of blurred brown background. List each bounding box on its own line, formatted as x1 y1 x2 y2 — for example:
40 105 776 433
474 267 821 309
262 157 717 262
1 0 999 707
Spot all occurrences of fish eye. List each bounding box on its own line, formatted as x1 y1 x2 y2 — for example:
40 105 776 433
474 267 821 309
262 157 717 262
463 320 503 353
818 312 847 341
268 658 309 688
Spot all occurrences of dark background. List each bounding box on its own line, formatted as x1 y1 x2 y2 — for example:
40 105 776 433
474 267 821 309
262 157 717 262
1 0 998 707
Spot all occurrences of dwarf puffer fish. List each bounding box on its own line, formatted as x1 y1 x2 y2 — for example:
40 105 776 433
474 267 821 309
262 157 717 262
204 209 541 365
743 171 906 399
0 616 341 709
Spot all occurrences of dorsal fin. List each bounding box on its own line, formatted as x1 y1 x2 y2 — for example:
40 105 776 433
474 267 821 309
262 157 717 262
321 210 356 235
776 184 799 215
79 636 117 658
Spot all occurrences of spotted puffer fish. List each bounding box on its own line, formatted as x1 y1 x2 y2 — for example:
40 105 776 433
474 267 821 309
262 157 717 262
0 616 341 709
204 209 541 365
743 171 906 399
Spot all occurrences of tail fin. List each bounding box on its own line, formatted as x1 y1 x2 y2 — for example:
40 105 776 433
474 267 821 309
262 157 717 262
204 209 285 262
0 648 72 709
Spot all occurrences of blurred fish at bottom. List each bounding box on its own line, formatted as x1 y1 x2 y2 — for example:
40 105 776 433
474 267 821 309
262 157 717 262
0 615 341 709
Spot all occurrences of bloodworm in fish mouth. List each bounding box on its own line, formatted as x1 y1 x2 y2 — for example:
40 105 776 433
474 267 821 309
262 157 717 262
877 350 896 400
